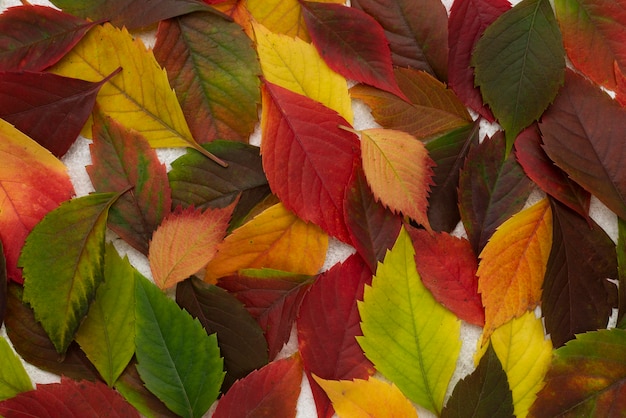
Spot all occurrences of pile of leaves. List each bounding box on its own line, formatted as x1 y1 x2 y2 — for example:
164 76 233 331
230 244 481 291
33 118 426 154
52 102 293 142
1 0 626 416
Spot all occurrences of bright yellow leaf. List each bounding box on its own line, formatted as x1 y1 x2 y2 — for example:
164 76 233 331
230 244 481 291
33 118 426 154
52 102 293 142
50 23 224 166
359 128 435 230
204 202 328 282
253 22 353 123
313 375 418 418
477 198 552 344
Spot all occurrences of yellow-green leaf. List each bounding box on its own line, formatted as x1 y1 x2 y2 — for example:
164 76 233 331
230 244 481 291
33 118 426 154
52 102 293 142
0 336 32 401
357 226 461 415
254 22 353 123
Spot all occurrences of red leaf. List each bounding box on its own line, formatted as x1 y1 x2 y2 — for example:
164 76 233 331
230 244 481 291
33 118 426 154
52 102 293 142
0 5 100 72
0 377 138 418
301 1 407 100
297 255 375 418
260 80 360 243
448 0 509 121
213 355 302 418
0 68 120 157
406 226 484 326
515 124 591 221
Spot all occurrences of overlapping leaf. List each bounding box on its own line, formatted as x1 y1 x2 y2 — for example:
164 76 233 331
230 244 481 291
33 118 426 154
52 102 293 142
245 0 310 40
0 119 74 283
115 361 178 418
0 336 33 401
154 11 261 143
0 242 5 326
20 192 120 354
472 0 565 152
619 218 626 329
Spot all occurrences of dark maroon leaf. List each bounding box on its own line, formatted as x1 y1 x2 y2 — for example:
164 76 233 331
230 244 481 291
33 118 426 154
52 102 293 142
543 199 618 348
619 218 626 329
458 131 534 254
176 277 268 391
426 122 480 232
0 68 120 157
515 124 591 221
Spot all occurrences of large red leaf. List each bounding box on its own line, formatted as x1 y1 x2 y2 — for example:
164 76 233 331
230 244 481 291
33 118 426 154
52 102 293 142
0 69 120 157
407 226 484 326
0 377 138 418
0 5 100 72
350 0 448 80
260 80 360 243
297 254 375 418
213 355 302 418
301 1 406 100
0 242 6 327
540 69 626 221
448 0 509 121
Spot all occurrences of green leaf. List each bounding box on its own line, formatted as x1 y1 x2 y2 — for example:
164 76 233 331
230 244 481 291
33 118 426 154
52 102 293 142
0 336 33 401
135 275 224 418
529 328 626 417
115 361 178 418
472 0 565 153
357 226 461 415
20 192 120 354
75 244 136 386
442 343 514 418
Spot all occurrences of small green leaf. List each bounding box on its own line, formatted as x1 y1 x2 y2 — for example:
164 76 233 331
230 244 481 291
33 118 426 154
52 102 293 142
135 275 224 418
0 336 33 401
472 0 565 153
20 192 120 354
75 244 136 386
357 226 461 415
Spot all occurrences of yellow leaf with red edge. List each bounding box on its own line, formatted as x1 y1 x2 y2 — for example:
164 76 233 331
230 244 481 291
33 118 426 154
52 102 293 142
253 22 353 124
359 128 435 231
313 375 418 418
477 198 552 344
0 119 74 283
204 202 328 282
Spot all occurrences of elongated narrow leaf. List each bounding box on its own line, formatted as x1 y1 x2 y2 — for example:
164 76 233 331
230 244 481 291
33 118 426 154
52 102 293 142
154 12 261 143
0 5 100 72
205 203 328 282
472 0 565 152
20 192 120 354
50 23 225 166
255 23 353 124
0 336 33 401
88 108 171 254
350 0 449 80
0 119 74 283
358 227 461 415
478 198 553 344
115 361 178 418
75 244 136 386
543 199 617 348
260 81 360 243
176 277 268 391
135 275 224 418
301 1 406 99
540 69 626 220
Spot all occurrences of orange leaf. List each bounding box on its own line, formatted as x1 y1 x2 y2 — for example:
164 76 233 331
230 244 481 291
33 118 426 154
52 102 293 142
149 203 235 290
477 198 553 344
204 202 328 283
359 128 435 230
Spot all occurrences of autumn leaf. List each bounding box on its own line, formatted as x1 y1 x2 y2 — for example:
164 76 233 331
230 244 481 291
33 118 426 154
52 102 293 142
254 22 353 124
540 69 626 220
619 218 626 329
20 192 121 354
301 1 407 100
115 361 178 418
314 376 418 418
154 11 261 143
50 23 225 166
0 336 33 401
478 198 553 344
149 203 234 289
472 0 565 153
350 0 449 80
0 4 100 72
0 119 74 283
88 107 172 255
0 243 5 326
260 81 360 243
358 227 461 415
